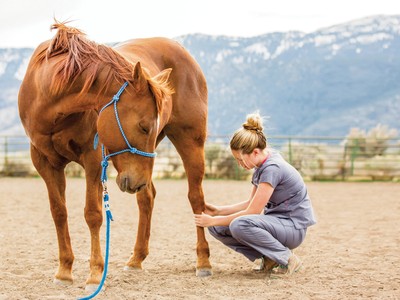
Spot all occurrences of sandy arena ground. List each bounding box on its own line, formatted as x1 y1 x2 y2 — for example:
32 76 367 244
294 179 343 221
0 178 399 300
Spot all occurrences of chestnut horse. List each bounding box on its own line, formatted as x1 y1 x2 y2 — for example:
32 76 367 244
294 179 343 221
18 22 211 290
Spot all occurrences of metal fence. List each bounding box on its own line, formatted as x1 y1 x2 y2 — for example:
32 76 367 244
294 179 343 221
1 135 400 181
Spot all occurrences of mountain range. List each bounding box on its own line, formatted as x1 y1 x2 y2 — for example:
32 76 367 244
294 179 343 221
1 15 399 138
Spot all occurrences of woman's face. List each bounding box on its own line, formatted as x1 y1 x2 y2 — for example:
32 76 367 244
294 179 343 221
231 149 259 170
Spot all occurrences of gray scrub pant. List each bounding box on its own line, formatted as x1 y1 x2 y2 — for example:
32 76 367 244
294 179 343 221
208 214 306 266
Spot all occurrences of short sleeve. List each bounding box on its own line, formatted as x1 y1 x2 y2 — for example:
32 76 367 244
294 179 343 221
258 164 282 188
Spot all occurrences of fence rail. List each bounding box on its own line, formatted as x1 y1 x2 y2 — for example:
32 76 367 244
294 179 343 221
1 135 400 181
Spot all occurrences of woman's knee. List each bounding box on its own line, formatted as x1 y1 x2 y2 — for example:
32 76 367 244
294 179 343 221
285 227 307 249
208 225 230 239
208 226 218 238
229 216 252 239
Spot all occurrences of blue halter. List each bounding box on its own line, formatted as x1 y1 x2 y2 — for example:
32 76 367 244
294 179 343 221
94 81 157 182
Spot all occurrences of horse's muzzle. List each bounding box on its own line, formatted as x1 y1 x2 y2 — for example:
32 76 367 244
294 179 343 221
117 174 146 194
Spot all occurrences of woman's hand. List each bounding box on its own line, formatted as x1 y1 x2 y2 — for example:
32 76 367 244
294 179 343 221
204 203 220 216
194 212 215 227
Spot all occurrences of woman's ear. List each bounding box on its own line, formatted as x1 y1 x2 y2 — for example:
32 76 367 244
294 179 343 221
253 148 261 156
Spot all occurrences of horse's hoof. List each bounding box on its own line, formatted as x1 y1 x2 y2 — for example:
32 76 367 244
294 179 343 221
53 278 73 286
123 265 143 272
196 268 213 277
85 283 105 293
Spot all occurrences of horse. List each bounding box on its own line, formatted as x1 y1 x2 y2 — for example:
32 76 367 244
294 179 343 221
18 21 212 290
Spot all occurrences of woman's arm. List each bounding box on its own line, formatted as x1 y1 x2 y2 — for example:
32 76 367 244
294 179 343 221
207 185 257 216
195 182 274 227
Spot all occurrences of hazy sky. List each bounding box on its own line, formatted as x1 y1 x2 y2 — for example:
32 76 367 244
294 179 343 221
1 0 400 48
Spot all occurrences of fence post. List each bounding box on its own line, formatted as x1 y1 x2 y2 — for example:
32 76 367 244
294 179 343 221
350 139 358 176
342 143 348 180
4 136 9 174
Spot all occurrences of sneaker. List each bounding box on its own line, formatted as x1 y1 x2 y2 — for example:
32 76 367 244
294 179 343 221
271 253 302 277
252 256 278 273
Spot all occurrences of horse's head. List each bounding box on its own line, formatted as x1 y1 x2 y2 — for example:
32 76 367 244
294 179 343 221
97 62 172 194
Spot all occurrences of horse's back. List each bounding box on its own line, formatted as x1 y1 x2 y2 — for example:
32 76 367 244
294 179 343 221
117 37 206 92
115 37 201 72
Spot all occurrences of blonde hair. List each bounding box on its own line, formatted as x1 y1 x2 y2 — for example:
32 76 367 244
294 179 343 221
230 112 267 154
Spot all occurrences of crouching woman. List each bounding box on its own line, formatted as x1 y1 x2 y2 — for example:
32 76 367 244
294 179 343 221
194 112 316 276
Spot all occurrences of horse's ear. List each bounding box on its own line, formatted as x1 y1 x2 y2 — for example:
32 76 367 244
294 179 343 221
152 68 172 85
132 61 148 92
149 68 174 113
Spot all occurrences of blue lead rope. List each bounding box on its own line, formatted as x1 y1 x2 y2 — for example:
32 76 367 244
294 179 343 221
78 81 156 300
78 189 112 300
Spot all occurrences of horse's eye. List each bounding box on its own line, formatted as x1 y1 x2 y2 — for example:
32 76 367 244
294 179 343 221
139 123 149 134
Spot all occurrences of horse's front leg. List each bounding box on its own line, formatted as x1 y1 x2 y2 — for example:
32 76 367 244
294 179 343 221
82 153 104 291
170 136 212 277
125 182 155 270
186 167 213 277
30 144 74 284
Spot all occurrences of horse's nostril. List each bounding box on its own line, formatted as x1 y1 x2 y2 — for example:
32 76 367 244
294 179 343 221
118 175 130 192
124 177 129 190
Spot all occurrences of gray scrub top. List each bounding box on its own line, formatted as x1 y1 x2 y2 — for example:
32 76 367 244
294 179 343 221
252 149 317 229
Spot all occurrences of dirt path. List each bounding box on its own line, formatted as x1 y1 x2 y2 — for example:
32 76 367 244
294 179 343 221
0 178 399 299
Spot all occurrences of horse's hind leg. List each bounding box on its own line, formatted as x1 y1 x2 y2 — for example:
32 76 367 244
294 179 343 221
125 181 155 270
168 132 212 277
81 152 104 290
30 144 74 285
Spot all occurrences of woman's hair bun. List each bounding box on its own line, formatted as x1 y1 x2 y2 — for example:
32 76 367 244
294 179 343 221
242 112 263 132
230 111 267 153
